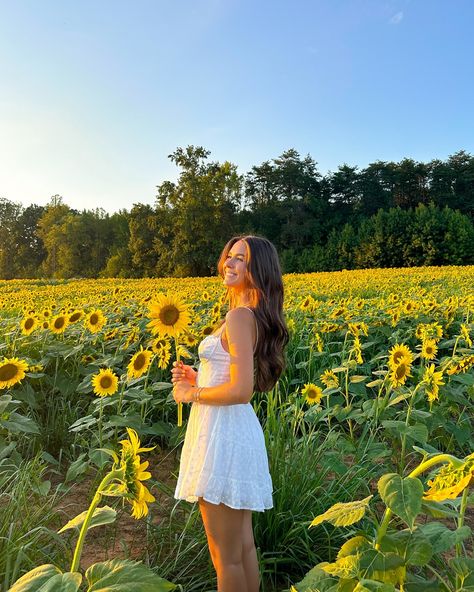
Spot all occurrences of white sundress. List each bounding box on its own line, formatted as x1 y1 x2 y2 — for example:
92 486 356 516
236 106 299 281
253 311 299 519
174 307 273 511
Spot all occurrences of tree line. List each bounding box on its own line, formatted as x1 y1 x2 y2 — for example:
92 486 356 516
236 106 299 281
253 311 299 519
1 146 473 279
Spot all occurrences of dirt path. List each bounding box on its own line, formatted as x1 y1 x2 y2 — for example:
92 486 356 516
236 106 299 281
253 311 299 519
52 447 180 570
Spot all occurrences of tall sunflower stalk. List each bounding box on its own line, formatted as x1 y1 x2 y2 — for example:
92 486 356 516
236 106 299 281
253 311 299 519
146 293 191 427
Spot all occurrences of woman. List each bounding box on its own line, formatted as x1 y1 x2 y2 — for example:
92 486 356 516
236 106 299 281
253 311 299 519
172 235 289 592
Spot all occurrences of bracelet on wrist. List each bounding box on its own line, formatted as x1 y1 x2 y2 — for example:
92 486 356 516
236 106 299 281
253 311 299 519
192 386 203 403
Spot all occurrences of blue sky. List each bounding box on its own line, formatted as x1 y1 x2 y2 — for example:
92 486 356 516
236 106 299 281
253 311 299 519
1 0 473 214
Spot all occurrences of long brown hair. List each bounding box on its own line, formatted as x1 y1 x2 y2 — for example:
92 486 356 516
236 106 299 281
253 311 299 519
217 235 289 392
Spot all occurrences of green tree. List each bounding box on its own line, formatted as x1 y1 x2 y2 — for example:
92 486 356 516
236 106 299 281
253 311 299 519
155 146 242 277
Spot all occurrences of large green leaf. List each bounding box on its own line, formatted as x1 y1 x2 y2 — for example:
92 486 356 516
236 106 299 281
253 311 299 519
58 506 117 534
449 558 474 587
292 564 339 591
85 559 176 591
353 580 396 592
8 565 81 592
358 549 405 578
377 474 423 528
419 522 471 554
310 496 373 528
379 529 432 566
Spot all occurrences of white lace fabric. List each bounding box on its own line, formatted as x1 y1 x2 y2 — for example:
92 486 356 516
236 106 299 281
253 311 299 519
174 310 273 511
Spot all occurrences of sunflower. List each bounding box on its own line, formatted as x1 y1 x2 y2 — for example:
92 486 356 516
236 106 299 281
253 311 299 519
183 333 198 347
421 364 444 403
313 332 324 353
42 321 49 330
127 347 153 379
302 383 323 405
92 368 119 397
150 337 170 355
0 357 29 389
147 293 191 338
320 369 339 389
389 361 412 388
111 428 156 519
421 339 438 360
85 309 107 333
20 315 38 335
460 323 473 348
423 454 474 502
388 343 414 370
415 324 427 340
50 314 69 335
156 348 171 370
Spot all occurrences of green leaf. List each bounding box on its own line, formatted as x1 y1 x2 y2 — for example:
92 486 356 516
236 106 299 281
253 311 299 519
379 529 432 565
8 565 62 591
419 522 472 554
85 559 176 591
421 500 459 519
36 573 82 592
377 474 423 528
358 549 405 576
292 564 338 592
64 453 89 483
354 580 396 592
1 413 40 434
310 495 373 528
337 536 372 559
449 558 474 586
58 506 117 534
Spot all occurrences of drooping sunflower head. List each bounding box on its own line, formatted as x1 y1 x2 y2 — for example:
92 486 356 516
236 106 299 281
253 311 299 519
0 357 29 390
302 383 323 405
116 428 156 519
320 369 339 389
147 293 191 338
423 456 474 502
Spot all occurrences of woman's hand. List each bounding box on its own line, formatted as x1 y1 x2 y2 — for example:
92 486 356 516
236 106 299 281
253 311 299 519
173 380 195 403
171 361 197 386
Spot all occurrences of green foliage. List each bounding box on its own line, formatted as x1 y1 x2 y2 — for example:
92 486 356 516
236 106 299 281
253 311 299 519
3 148 474 279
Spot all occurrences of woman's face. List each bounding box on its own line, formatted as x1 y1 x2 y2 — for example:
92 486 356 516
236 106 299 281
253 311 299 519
223 239 248 292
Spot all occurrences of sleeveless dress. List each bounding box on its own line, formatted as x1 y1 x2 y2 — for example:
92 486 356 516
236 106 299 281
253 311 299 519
174 307 273 511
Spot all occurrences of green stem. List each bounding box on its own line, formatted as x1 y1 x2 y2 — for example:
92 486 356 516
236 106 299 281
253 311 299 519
70 468 124 573
456 486 469 557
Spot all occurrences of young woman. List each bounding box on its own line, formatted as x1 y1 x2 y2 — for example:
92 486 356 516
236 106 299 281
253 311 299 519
172 235 289 592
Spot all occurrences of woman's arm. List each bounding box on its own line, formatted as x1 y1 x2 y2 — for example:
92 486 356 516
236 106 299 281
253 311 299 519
174 307 255 406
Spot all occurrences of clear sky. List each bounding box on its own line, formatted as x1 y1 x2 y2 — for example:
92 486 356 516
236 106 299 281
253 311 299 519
1 0 473 214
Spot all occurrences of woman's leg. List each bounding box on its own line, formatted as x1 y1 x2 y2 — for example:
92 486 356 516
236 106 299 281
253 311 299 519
242 510 260 592
198 498 248 592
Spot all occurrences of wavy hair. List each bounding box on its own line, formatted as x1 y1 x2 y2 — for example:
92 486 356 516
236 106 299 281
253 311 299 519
216 235 289 392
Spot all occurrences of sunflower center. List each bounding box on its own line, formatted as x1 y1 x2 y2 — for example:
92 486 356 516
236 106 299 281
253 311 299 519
134 354 146 371
159 305 180 326
100 376 112 389
393 352 404 364
54 317 65 329
0 364 19 381
25 318 34 330
90 313 99 325
395 364 407 379
70 312 81 322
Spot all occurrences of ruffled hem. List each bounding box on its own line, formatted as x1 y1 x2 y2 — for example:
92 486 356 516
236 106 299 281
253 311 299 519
174 472 273 512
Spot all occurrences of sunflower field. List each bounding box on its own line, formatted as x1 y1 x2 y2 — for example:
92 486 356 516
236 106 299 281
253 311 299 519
1 266 474 592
